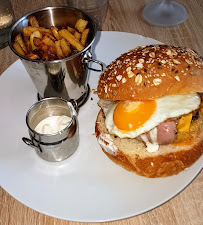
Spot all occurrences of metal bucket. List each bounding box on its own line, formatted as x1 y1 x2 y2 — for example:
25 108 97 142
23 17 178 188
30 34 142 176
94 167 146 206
22 97 79 162
9 7 103 107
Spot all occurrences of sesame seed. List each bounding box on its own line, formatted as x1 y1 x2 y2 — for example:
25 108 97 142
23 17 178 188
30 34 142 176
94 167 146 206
153 78 162 86
175 76 180 81
135 74 142 85
116 75 122 81
136 63 144 69
122 78 127 83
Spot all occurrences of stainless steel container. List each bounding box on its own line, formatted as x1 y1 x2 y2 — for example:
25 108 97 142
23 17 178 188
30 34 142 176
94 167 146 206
22 97 79 162
9 7 103 107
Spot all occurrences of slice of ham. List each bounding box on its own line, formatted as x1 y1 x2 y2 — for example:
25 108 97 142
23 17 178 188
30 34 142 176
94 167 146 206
156 121 177 145
144 120 177 145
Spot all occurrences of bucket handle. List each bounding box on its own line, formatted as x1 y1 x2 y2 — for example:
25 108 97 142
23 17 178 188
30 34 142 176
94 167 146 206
82 51 104 72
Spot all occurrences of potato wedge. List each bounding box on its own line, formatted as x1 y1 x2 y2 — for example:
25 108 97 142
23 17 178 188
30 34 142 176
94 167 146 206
75 19 88 33
24 36 32 53
67 26 76 34
60 38 71 57
50 26 62 40
74 30 81 40
81 28 89 46
55 40 64 59
59 29 84 52
13 42 26 56
25 53 40 60
48 46 57 55
15 34 27 53
47 49 58 60
28 16 39 27
33 37 43 47
43 32 56 42
42 35 55 47
23 26 52 36
30 31 42 50
39 43 49 52
33 37 49 53
42 52 49 61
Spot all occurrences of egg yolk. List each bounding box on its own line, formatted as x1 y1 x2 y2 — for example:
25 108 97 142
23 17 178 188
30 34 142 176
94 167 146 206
113 100 156 131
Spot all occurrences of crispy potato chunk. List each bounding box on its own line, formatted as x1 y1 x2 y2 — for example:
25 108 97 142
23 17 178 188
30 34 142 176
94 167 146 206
23 26 52 36
50 26 62 40
55 40 64 59
75 19 88 33
25 53 40 60
60 38 71 57
24 37 32 53
28 16 39 27
42 35 55 47
67 26 76 34
30 31 42 50
81 28 89 46
59 29 84 52
15 34 27 53
74 30 81 40
13 42 26 56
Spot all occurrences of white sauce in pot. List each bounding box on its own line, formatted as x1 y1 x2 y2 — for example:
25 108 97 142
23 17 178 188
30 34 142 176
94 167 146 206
34 115 72 134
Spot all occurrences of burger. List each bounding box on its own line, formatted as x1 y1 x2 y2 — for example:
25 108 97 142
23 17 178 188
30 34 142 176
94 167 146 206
95 45 203 178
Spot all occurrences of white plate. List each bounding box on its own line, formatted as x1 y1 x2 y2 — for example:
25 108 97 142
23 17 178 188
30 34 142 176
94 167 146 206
0 31 202 222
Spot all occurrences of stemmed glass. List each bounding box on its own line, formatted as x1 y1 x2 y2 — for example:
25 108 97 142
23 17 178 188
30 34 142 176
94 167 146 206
143 0 188 26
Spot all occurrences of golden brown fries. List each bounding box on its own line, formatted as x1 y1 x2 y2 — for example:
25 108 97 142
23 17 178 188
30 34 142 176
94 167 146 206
67 26 75 34
13 17 90 61
55 40 64 59
47 49 58 60
15 34 27 53
81 28 89 46
25 53 40 60
42 52 49 61
28 16 39 27
43 32 56 42
13 42 26 56
50 26 62 40
24 36 32 53
75 19 88 33
30 31 42 50
74 30 81 40
33 37 43 47
42 35 55 47
59 29 84 52
60 39 71 57
23 27 52 36
48 46 57 55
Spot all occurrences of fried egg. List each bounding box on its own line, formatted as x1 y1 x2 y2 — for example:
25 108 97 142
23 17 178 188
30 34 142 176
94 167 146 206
104 93 200 139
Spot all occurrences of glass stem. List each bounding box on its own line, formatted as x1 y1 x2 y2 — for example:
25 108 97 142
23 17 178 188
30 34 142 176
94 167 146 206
162 0 172 5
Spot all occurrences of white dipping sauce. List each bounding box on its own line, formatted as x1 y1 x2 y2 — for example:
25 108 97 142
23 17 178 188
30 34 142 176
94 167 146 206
34 115 72 134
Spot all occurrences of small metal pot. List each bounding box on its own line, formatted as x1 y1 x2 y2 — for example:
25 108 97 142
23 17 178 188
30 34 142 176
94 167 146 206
22 97 79 162
9 7 103 107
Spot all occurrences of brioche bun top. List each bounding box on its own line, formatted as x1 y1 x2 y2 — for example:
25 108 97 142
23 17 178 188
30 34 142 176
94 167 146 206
97 45 203 101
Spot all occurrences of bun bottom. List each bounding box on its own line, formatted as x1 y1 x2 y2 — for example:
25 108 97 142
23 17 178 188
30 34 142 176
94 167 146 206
95 110 203 178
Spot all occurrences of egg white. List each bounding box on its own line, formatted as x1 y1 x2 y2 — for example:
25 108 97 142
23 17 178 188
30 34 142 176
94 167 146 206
105 93 200 138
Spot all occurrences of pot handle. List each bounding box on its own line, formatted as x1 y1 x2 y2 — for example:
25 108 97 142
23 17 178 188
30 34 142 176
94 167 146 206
83 51 104 72
22 137 43 153
22 137 35 147
69 99 78 114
